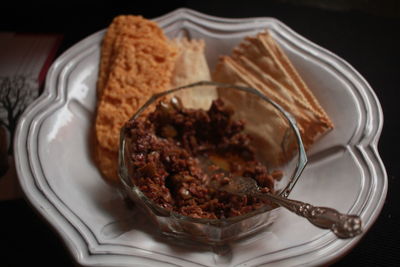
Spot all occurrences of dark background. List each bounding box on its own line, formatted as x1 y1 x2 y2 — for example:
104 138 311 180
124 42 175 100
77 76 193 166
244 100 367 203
1 1 399 266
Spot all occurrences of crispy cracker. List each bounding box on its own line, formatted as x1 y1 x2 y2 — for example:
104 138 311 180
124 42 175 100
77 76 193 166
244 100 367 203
213 30 333 164
212 57 292 165
97 15 168 98
96 36 177 152
94 17 178 183
234 32 331 122
94 145 119 184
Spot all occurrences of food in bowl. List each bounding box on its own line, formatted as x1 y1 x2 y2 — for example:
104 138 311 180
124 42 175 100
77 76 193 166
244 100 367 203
123 96 283 219
119 81 307 244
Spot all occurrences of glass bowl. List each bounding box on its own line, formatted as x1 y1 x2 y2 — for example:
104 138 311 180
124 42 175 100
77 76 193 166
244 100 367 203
119 81 307 246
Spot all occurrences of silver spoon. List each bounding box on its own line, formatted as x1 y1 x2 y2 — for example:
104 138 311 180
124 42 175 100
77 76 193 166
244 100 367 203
215 175 363 239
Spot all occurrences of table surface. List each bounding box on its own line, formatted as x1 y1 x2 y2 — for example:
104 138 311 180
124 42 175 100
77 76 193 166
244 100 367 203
1 1 399 266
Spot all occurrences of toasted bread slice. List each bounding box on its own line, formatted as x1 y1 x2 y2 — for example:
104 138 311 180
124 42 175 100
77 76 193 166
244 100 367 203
97 15 169 98
95 36 178 153
94 16 178 183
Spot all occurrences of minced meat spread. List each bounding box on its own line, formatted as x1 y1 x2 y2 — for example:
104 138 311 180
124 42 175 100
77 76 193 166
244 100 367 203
124 98 282 219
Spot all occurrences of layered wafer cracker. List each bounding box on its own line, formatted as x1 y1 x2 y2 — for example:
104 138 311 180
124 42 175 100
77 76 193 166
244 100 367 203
213 30 333 165
232 31 332 124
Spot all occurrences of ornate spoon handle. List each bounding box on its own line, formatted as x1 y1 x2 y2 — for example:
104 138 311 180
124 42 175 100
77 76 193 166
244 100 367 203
257 193 363 239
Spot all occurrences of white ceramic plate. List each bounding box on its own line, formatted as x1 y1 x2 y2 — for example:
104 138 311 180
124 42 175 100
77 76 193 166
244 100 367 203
14 8 387 267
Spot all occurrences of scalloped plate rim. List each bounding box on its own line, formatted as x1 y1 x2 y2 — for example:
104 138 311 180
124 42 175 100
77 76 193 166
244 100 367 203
14 7 387 267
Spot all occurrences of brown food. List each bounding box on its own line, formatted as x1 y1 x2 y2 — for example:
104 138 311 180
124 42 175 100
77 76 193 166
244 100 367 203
94 15 178 183
213 31 333 157
125 98 280 219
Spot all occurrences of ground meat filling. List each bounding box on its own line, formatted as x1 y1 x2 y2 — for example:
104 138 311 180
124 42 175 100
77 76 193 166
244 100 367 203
125 98 282 219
